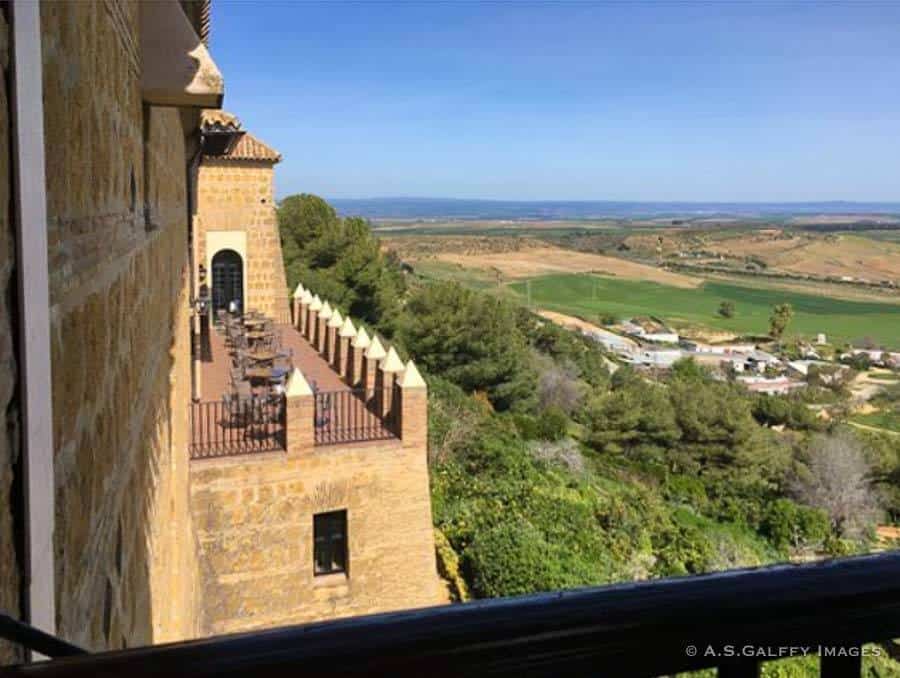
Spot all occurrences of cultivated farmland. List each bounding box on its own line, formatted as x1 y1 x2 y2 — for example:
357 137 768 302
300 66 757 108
397 241 700 288
508 273 900 348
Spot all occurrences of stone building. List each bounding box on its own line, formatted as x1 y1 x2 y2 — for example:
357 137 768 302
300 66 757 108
189 118 440 634
0 0 439 665
193 111 290 322
1 0 222 661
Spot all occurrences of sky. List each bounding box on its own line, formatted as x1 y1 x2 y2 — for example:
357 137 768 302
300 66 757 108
212 1 900 202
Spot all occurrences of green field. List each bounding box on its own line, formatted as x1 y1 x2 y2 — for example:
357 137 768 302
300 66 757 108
507 273 900 348
850 410 900 433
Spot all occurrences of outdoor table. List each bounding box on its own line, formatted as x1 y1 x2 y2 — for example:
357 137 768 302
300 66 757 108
243 318 266 329
245 366 274 381
246 330 272 346
247 350 278 365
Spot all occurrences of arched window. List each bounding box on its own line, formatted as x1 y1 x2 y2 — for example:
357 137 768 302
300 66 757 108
211 249 243 313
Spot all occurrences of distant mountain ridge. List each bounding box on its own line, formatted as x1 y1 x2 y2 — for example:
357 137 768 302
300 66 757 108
328 197 900 220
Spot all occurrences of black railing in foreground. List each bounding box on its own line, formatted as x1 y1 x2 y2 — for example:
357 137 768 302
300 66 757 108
0 614 86 659
189 398 286 459
7 552 900 677
314 387 398 445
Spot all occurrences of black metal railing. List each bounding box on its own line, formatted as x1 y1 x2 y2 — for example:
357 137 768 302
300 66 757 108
5 552 900 676
189 397 286 459
0 614 86 659
314 387 398 445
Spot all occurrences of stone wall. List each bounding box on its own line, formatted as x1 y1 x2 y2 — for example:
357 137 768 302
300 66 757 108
41 0 199 650
190 434 441 634
195 160 290 321
0 10 22 666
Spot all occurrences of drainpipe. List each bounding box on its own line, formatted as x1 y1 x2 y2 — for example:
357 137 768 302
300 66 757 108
187 141 201 402
10 0 56 644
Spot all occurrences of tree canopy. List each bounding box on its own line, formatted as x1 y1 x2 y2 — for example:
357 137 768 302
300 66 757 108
398 282 536 411
278 194 405 333
769 302 795 339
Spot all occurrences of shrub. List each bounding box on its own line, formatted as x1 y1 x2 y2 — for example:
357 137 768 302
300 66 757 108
761 499 830 552
463 520 591 598
663 475 709 511
433 528 470 602
529 438 585 474
600 313 619 326
535 406 569 441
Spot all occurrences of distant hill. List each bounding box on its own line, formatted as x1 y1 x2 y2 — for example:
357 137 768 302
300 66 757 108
328 197 900 221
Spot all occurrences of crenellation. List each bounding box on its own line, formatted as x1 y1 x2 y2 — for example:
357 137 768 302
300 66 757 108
190 279 439 634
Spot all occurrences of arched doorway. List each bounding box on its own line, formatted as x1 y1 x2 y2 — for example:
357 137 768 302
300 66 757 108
211 249 244 313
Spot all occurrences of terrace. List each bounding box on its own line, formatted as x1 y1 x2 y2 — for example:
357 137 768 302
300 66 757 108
189 289 410 460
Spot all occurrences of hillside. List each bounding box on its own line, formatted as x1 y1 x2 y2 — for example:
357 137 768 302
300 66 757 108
279 195 900 677
624 229 900 284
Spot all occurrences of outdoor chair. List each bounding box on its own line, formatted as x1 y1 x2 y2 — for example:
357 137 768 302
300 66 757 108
230 366 244 385
311 381 333 430
233 380 253 403
222 393 250 428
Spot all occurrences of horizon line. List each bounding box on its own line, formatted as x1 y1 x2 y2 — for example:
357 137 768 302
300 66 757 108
322 196 900 206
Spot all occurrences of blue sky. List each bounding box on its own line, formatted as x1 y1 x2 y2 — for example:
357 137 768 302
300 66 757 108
213 1 900 202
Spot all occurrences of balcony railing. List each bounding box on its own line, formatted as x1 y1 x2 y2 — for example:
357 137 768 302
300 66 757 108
314 388 399 446
4 552 900 676
189 397 286 459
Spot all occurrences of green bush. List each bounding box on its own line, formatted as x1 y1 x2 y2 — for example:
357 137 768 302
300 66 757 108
463 520 590 598
433 528 470 602
663 475 710 511
535 406 569 441
761 499 830 552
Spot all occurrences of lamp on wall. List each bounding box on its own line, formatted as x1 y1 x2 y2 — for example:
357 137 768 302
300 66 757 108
194 283 211 316
191 264 210 315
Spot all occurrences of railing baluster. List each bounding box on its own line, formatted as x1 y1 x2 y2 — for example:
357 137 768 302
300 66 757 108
200 387 403 452
189 398 287 459
308 387 399 447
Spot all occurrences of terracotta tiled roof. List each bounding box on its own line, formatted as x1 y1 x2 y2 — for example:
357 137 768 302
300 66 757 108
200 109 242 132
207 131 282 163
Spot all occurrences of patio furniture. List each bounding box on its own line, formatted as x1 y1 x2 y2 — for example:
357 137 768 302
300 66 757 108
233 380 252 402
229 366 244 385
246 330 269 341
222 393 250 428
247 350 279 366
245 366 274 383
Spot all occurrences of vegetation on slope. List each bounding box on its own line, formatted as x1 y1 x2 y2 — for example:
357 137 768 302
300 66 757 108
279 195 900 676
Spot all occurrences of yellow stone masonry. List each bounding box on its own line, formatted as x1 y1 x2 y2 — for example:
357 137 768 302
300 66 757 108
189 298 441 634
190 434 441 633
195 158 290 321
41 0 201 650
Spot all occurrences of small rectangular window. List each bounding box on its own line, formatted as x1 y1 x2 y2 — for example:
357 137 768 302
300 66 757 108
314 510 347 576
